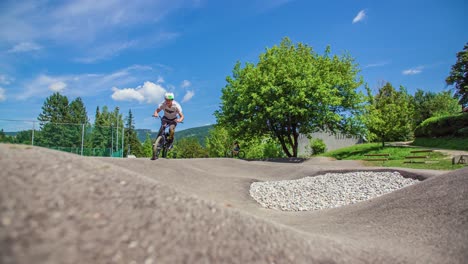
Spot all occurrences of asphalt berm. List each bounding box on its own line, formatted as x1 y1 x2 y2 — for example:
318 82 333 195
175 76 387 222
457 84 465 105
1 144 467 263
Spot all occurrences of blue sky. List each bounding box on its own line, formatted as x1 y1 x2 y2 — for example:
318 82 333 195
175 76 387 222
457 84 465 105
0 0 467 132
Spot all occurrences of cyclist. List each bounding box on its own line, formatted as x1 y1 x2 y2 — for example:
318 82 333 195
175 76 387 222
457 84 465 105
152 92 184 149
233 141 240 155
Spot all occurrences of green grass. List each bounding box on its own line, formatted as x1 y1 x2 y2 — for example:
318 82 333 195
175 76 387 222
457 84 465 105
412 137 468 151
321 143 465 170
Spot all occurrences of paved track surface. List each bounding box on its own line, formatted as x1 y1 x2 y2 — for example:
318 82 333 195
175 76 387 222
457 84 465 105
1 144 467 263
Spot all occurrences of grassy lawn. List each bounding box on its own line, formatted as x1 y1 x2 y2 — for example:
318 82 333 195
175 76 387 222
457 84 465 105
412 137 468 151
321 143 466 170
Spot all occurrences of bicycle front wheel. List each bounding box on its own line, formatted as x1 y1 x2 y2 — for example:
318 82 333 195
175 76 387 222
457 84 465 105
152 136 164 159
225 150 233 158
237 150 245 159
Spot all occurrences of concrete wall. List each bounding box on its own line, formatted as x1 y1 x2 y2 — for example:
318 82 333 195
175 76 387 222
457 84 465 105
297 132 363 156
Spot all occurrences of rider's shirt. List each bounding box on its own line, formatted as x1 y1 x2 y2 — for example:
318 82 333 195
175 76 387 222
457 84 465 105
158 100 183 120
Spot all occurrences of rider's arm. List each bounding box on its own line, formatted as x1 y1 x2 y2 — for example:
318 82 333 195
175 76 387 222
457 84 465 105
153 108 161 117
177 111 184 123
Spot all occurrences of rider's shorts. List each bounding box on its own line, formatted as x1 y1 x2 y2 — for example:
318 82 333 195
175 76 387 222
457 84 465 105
162 116 178 129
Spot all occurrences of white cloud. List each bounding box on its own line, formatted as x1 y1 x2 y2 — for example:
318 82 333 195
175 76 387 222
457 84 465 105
111 81 166 104
157 76 165 83
8 42 42 53
74 40 138 63
182 90 195 103
181 80 191 88
353 10 366 24
363 61 389 69
16 65 157 100
402 66 423 75
18 75 65 99
0 88 6 101
0 1 196 62
111 87 145 102
49 81 67 92
0 74 14 85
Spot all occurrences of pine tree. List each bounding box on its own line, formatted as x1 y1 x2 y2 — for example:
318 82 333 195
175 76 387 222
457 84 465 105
142 133 153 158
36 92 71 147
90 106 112 155
124 109 143 157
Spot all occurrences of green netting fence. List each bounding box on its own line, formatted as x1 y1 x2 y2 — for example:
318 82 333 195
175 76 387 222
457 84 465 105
0 119 124 157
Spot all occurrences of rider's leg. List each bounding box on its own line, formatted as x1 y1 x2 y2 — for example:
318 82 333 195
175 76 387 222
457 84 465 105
167 124 176 150
168 124 176 141
161 118 170 133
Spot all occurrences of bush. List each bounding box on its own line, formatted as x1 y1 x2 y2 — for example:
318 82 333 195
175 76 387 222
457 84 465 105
242 137 284 159
456 127 468 137
308 138 327 155
414 113 468 137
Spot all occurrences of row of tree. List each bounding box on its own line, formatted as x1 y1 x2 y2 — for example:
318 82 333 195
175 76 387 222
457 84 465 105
0 92 144 157
214 38 467 156
2 38 466 158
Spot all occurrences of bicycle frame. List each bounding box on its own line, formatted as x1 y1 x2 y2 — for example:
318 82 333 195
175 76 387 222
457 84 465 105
152 117 170 159
225 148 245 159
151 116 182 160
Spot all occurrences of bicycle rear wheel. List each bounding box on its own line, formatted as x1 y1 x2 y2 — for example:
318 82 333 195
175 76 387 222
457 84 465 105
237 150 245 159
225 150 233 158
152 136 164 159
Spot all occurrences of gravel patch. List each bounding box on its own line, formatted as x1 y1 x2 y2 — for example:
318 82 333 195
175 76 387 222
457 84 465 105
250 171 420 211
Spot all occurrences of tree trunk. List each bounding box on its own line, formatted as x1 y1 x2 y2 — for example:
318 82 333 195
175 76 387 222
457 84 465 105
277 135 293 157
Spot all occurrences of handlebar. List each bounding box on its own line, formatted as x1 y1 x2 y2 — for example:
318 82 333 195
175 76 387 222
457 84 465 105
152 115 183 123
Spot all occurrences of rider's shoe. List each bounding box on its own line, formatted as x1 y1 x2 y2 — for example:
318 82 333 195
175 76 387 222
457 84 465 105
167 137 174 150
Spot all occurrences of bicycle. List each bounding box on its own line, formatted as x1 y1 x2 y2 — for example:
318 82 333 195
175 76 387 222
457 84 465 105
225 149 245 159
151 116 180 160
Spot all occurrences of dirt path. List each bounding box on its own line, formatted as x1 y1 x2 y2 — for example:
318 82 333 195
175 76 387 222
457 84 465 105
1 144 467 264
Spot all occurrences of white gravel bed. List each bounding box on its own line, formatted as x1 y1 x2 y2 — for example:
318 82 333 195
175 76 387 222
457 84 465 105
250 171 420 211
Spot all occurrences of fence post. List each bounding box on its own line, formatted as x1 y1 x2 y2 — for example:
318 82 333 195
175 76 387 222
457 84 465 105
81 123 85 156
111 126 114 156
31 121 35 146
121 126 124 158
116 121 119 153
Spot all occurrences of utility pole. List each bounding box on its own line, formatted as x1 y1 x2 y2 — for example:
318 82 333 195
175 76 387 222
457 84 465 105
116 107 119 156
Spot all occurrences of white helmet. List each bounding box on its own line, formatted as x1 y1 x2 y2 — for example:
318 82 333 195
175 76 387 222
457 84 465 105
164 92 174 100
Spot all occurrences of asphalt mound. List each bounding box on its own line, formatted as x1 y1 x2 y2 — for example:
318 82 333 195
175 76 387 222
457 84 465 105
1 144 467 263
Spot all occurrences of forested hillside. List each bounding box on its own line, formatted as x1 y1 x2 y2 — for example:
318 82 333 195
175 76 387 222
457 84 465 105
136 124 214 146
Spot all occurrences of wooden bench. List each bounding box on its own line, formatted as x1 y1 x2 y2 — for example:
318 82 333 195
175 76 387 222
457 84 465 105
363 153 390 162
410 150 434 154
405 150 432 163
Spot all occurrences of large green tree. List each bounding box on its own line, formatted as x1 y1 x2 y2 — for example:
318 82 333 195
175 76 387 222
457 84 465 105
68 97 89 147
412 89 460 126
365 82 414 146
36 93 90 149
446 42 468 108
69 97 89 124
216 38 364 157
38 92 70 125
36 92 73 147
